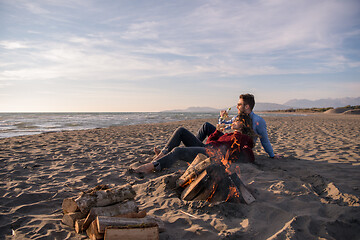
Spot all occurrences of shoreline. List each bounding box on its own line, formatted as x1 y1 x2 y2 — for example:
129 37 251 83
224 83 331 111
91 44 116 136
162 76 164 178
1 115 359 239
2 111 357 140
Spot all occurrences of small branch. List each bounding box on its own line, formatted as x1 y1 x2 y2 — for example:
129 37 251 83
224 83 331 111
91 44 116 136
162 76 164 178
179 210 198 219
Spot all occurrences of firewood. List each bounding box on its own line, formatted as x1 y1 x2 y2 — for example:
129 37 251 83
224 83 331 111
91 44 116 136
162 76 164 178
104 224 159 240
74 185 136 214
181 170 209 201
82 200 138 231
75 218 85 233
229 173 256 204
116 210 147 218
176 158 212 187
186 164 230 202
191 153 208 166
62 197 79 213
86 220 104 240
62 212 87 228
96 216 165 233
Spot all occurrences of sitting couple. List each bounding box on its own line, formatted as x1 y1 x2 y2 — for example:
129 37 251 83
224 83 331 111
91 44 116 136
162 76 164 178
135 94 276 173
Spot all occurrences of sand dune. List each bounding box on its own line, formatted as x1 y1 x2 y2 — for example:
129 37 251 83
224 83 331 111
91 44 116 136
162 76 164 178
1 115 359 239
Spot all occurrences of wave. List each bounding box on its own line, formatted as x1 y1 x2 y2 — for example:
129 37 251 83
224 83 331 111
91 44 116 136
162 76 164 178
0 112 304 139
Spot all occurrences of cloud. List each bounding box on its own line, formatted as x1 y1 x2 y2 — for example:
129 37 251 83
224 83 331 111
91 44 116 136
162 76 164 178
0 41 30 50
23 2 50 15
1 0 359 111
122 21 160 40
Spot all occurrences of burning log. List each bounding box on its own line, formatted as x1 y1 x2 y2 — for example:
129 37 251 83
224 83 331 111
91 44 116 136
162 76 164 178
181 170 210 201
82 200 139 231
176 157 212 188
181 164 232 202
180 163 255 204
191 153 208 166
229 173 256 204
63 185 136 214
195 165 232 203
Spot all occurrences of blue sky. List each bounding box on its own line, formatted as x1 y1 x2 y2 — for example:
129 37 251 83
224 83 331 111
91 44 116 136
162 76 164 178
1 0 359 112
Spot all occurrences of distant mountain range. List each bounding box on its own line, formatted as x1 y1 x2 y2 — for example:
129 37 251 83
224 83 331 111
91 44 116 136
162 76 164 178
163 97 360 112
283 97 360 109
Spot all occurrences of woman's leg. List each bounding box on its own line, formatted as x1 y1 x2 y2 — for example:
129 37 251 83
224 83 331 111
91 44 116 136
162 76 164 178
135 128 206 173
154 146 207 170
154 127 205 161
134 146 207 173
196 122 218 142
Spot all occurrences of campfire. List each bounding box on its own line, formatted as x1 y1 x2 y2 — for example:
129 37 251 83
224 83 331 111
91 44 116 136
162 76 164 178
177 153 255 204
60 151 254 239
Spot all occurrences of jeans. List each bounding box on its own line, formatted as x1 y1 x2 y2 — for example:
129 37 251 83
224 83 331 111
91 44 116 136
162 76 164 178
154 127 208 170
196 122 221 141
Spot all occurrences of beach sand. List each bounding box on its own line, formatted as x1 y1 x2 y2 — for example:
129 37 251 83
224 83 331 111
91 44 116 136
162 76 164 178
1 114 359 239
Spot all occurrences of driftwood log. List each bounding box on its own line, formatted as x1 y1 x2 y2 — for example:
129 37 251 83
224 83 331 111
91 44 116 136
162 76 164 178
104 224 159 240
62 185 136 214
176 157 212 188
96 216 165 233
82 200 138 231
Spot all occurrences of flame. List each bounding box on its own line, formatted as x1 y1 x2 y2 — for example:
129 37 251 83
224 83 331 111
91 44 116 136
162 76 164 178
226 184 240 201
181 177 194 188
202 137 245 203
206 183 218 202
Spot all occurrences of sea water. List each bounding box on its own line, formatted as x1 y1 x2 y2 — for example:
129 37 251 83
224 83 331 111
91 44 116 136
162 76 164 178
0 112 219 138
0 112 304 139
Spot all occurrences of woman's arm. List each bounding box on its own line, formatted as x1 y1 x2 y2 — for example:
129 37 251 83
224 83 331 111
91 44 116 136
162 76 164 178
206 130 222 143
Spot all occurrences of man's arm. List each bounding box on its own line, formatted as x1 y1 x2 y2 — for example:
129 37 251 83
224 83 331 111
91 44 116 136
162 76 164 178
255 118 275 158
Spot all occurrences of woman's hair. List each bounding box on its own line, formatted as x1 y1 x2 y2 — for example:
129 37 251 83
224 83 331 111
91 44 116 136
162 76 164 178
236 113 256 138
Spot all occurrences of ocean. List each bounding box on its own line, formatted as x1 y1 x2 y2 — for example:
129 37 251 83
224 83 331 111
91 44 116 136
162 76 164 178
0 112 219 139
0 112 303 139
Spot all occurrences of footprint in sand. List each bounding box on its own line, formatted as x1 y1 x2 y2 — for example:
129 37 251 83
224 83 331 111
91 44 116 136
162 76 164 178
301 174 360 206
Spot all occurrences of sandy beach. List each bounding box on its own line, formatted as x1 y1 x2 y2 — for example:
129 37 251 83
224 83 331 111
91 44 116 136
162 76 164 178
1 114 359 239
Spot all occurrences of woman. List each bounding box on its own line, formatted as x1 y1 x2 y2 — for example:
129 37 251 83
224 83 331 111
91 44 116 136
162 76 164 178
134 113 255 173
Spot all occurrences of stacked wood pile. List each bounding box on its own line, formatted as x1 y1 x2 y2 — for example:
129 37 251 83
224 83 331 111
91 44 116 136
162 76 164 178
177 154 256 204
61 184 163 240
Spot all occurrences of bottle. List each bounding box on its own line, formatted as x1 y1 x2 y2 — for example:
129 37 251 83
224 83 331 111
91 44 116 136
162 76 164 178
220 107 231 120
218 107 232 131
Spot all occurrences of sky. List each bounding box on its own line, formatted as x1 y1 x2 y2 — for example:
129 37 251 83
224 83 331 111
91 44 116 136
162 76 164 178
0 0 359 112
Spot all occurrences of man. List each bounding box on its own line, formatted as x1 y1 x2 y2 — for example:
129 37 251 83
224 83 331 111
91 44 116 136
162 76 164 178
196 94 276 158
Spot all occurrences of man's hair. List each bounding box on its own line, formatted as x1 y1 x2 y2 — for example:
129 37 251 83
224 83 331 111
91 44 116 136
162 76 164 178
239 94 255 110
